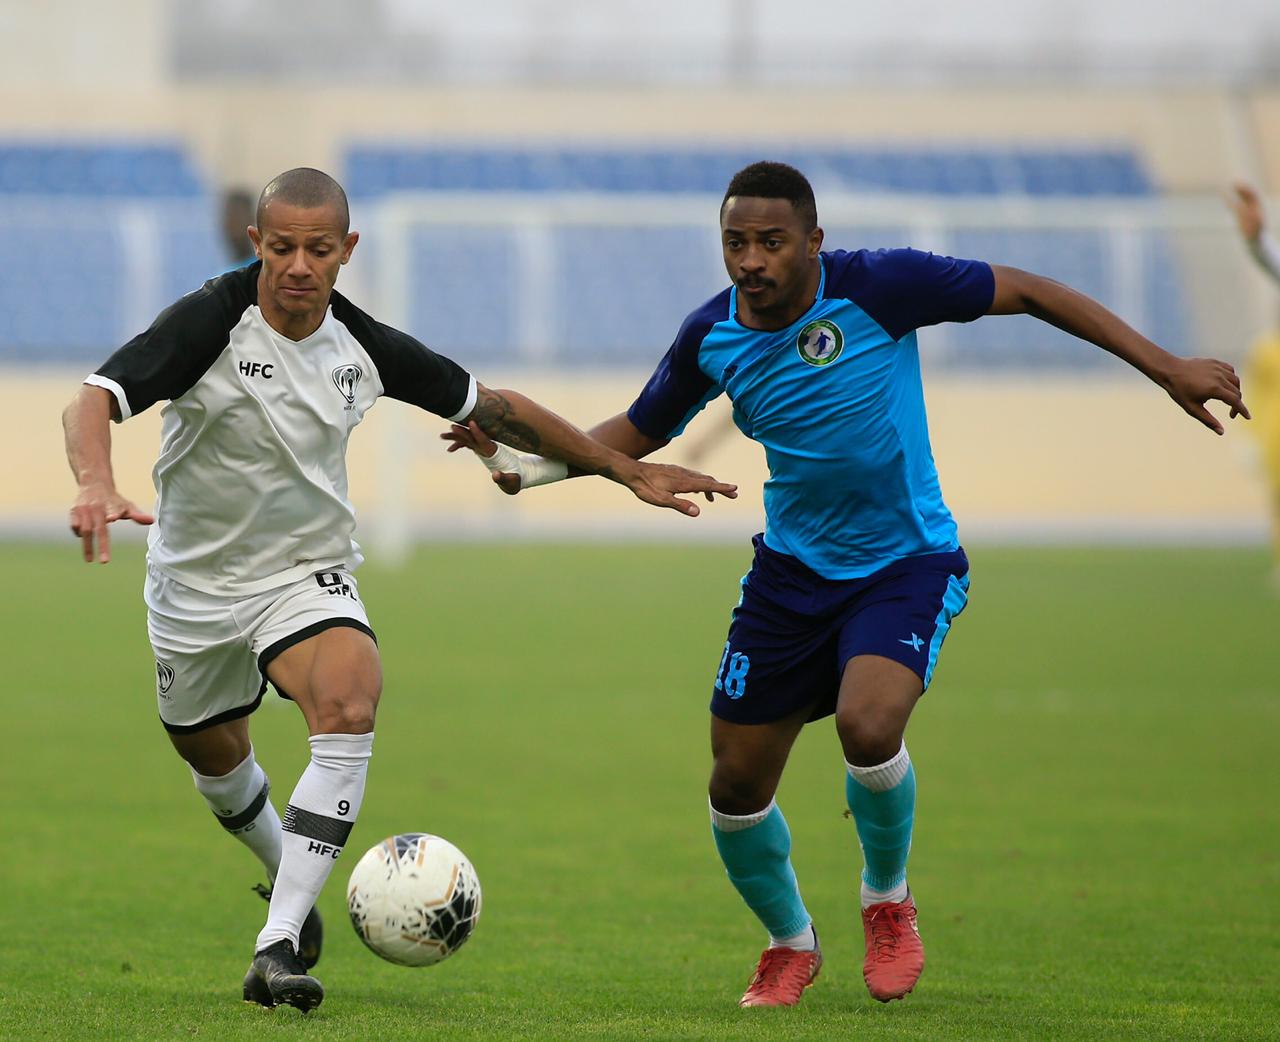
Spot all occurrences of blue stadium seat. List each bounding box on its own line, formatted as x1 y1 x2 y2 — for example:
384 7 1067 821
0 139 1174 369
0 142 219 363
340 144 1174 372
0 143 203 197
345 145 1155 199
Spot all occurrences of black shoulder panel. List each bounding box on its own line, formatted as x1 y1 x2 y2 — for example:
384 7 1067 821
329 290 472 419
93 263 259 417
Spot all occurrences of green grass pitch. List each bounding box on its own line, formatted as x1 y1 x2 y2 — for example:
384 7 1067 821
1 542 1277 1041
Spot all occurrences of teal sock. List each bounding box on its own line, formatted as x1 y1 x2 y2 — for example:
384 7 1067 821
845 745 916 893
710 800 811 939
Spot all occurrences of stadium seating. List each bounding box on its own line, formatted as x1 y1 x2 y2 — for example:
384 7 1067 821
0 143 203 196
0 143 220 363
0 140 1185 368
344 145 1186 369
345 146 1154 198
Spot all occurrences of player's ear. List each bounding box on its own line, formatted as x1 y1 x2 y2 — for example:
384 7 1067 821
808 224 824 258
341 230 359 264
247 225 263 259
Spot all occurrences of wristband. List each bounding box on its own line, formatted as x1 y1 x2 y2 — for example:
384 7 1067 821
517 454 569 488
476 443 569 488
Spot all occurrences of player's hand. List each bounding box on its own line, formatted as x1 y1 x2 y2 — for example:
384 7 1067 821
441 421 523 495
69 482 154 564
619 460 738 517
1227 182 1264 242
1162 357 1250 435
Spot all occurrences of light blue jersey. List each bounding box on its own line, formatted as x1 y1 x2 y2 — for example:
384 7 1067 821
628 249 994 579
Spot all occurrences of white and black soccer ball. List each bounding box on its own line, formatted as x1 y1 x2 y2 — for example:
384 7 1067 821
346 833 482 967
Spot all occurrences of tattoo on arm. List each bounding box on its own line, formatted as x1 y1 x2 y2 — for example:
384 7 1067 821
471 386 542 453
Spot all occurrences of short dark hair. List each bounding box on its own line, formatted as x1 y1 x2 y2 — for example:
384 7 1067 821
721 161 817 230
256 168 350 234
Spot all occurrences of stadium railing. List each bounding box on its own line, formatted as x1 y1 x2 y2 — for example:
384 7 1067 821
361 191 1264 372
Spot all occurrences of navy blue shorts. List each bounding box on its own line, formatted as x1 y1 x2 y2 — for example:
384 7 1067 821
710 536 970 725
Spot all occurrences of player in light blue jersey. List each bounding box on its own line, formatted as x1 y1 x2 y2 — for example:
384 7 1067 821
446 162 1249 1008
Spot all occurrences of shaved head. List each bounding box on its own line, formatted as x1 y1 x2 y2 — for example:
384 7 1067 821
256 167 350 234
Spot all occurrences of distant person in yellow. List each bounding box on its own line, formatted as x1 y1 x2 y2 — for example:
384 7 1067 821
1228 182 1280 589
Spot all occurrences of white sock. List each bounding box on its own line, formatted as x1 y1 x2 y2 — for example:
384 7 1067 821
861 880 910 907
190 748 282 880
769 924 817 951
845 743 912 793
255 732 374 953
708 798 774 832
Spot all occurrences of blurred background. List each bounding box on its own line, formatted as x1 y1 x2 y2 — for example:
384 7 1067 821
6 0 1280 556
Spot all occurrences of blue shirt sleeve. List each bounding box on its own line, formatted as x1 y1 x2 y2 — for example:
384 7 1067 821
626 291 728 440
825 248 995 342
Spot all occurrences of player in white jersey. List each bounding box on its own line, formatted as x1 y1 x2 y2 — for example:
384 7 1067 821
62 168 736 1013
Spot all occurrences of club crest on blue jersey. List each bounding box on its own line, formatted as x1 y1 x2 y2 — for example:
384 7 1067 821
796 319 843 367
332 364 363 404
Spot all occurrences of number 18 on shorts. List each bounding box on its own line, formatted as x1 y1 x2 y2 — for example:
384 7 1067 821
715 642 752 701
708 538 969 726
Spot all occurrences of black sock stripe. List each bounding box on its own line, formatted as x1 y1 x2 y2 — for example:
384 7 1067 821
213 781 270 832
283 804 354 846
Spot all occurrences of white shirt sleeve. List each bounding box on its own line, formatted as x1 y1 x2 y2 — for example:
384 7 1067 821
1247 231 1280 286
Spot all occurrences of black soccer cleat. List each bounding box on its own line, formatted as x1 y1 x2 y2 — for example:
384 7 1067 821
252 882 324 969
247 939 324 1013
242 964 275 1008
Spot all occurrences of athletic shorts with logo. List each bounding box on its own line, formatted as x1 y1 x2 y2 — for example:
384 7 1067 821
145 564 376 734
710 535 970 725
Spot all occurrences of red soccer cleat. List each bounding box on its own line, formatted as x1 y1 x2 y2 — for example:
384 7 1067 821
861 896 924 1001
738 936 823 1008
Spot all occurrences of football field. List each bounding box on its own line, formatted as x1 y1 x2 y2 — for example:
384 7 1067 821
1 541 1277 1041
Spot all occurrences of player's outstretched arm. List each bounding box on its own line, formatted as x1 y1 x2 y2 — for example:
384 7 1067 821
443 409 667 494
62 385 153 563
987 265 1250 435
451 385 735 516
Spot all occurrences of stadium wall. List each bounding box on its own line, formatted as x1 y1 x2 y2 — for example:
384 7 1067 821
22 370 1267 547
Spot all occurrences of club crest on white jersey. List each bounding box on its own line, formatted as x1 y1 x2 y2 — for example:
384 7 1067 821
156 659 175 696
332 363 363 404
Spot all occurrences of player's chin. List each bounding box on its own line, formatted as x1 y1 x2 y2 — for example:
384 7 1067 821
277 289 318 311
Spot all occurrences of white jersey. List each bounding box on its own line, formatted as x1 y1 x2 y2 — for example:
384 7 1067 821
1248 231 1280 286
86 263 476 596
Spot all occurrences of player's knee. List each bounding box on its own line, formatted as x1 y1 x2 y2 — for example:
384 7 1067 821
177 745 247 777
313 687 380 734
168 725 251 777
835 704 903 766
708 763 775 817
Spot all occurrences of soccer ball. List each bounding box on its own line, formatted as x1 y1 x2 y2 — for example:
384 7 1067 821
346 833 482 967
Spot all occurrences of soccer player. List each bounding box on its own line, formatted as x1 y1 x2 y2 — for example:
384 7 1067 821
446 161 1249 1008
1228 181 1280 589
220 186 257 271
62 167 736 1014
1229 181 1280 285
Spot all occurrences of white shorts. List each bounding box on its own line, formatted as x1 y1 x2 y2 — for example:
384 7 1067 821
145 563 375 734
